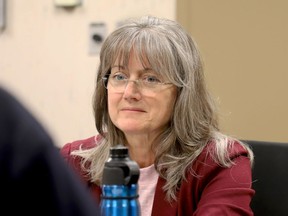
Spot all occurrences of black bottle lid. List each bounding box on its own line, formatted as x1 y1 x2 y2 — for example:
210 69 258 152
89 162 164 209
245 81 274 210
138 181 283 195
110 145 128 158
102 144 140 186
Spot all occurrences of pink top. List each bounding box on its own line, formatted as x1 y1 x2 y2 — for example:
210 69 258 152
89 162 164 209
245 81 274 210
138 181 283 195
138 164 159 216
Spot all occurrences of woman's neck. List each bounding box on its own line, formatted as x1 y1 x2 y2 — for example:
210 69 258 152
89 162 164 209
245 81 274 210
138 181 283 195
124 134 156 168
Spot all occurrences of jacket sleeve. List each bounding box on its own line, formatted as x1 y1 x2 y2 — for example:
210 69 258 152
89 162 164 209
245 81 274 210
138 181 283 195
194 154 254 215
60 136 102 204
176 141 254 216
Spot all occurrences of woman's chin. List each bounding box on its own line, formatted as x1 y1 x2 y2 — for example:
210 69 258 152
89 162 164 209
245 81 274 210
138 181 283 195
117 124 146 134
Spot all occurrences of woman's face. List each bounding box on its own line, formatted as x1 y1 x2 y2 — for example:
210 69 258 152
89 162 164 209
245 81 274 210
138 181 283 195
107 52 177 137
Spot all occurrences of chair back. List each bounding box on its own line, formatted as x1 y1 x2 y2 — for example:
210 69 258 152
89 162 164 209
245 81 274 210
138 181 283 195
244 140 288 216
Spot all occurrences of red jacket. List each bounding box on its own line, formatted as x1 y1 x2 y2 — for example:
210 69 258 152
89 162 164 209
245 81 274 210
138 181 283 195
60 135 255 216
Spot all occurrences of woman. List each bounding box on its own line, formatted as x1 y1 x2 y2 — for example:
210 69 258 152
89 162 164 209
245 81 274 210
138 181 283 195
61 16 255 215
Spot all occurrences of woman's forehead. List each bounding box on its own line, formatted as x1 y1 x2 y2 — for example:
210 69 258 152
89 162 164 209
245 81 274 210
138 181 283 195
112 50 150 68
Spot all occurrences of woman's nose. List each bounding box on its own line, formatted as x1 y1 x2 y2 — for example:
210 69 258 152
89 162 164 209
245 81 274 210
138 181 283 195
124 79 142 91
123 80 142 100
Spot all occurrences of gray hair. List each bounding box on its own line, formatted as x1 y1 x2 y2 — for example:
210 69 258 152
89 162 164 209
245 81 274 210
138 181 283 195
74 16 254 202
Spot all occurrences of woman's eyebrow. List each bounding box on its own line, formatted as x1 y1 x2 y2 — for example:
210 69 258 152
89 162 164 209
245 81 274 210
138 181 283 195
111 66 153 72
143 67 153 71
111 65 125 70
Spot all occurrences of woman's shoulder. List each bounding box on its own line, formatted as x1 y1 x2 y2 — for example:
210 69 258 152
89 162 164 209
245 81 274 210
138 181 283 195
205 138 250 157
189 138 253 183
195 138 252 168
60 134 102 157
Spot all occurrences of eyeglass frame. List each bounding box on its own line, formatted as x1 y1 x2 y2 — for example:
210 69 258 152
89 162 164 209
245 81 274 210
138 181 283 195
101 73 173 92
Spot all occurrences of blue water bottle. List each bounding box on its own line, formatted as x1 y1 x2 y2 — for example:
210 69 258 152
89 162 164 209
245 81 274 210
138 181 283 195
100 144 140 216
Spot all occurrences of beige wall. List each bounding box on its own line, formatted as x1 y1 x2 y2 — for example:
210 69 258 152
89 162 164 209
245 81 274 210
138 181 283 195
0 0 176 147
177 0 288 142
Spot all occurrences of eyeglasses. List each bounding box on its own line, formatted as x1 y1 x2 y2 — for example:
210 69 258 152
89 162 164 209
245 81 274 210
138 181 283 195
102 73 173 93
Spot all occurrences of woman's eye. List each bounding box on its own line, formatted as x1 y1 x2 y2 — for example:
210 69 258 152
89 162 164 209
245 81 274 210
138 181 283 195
113 73 127 81
144 76 161 83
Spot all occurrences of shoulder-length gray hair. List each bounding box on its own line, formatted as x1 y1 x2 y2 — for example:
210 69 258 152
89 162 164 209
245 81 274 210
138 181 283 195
74 15 254 202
